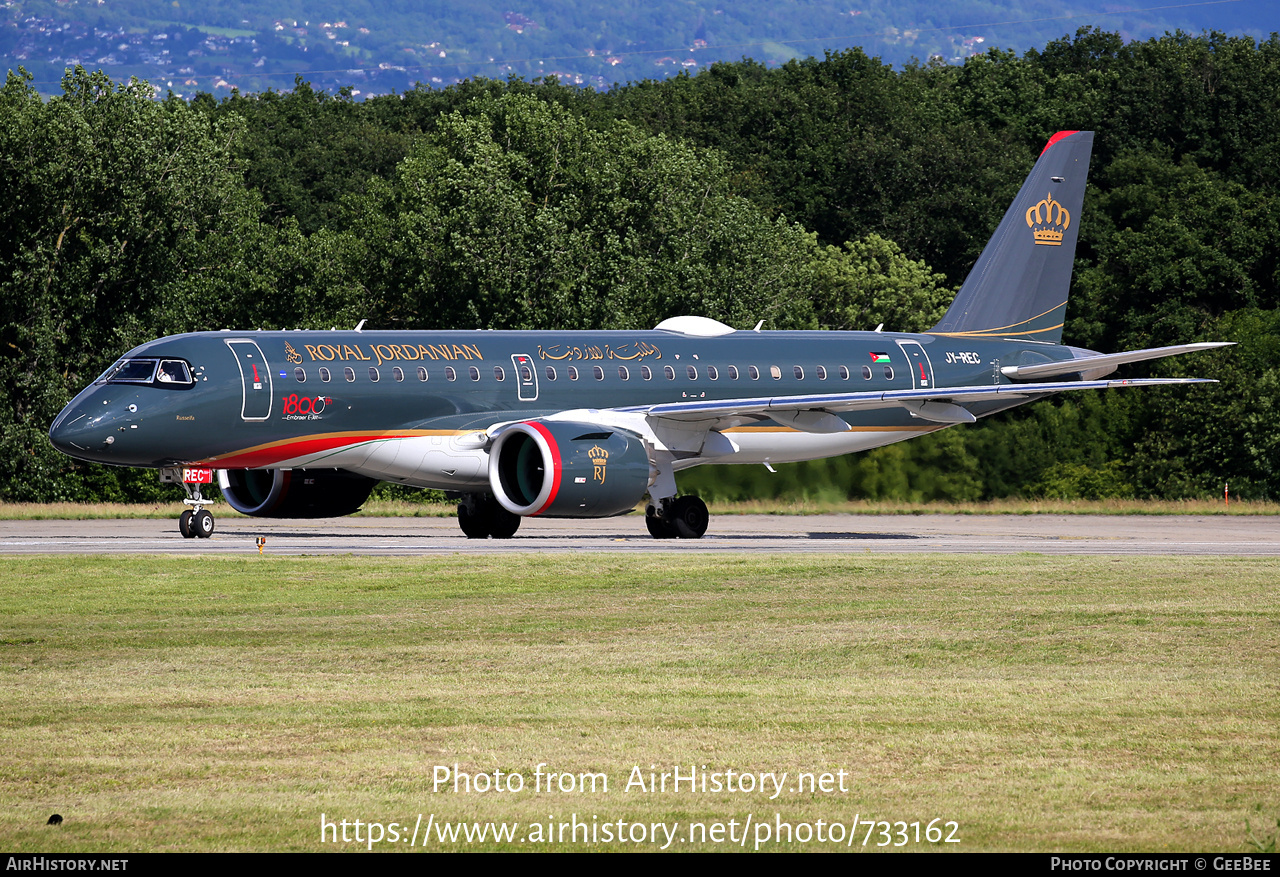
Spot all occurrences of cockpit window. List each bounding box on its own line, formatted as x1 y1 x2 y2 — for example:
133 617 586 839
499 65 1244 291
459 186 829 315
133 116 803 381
97 359 155 384
97 358 193 386
156 360 193 384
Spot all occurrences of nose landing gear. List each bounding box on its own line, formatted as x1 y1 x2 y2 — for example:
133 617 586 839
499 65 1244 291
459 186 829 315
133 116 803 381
178 507 215 539
163 468 217 539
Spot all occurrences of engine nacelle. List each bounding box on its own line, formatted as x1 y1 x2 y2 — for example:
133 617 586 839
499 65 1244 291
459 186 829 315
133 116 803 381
489 421 652 517
218 468 377 518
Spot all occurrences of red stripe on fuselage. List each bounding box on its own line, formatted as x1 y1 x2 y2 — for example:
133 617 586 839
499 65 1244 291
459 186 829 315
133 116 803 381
198 432 413 468
526 421 563 516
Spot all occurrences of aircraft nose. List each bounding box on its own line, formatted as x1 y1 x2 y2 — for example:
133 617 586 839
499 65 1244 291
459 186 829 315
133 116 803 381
49 398 121 462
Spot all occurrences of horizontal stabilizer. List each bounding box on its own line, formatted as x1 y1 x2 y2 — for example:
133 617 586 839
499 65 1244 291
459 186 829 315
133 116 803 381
1001 342 1234 381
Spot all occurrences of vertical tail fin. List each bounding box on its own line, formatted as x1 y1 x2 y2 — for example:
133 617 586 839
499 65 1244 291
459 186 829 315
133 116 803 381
930 130 1094 344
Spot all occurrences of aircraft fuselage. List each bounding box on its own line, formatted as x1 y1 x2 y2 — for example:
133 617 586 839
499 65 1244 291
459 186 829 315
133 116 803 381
49 326 1086 488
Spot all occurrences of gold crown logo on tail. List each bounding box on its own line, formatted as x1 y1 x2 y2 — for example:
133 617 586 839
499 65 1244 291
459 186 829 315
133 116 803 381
1025 192 1070 245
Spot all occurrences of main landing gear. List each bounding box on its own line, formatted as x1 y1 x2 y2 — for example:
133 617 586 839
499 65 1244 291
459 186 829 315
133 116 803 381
645 495 709 539
457 493 521 539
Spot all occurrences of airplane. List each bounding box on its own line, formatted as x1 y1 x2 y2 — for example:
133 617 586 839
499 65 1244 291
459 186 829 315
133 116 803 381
48 130 1229 540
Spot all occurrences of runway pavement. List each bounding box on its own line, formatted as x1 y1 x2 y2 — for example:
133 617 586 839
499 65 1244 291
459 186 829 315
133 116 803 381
1 513 1276 555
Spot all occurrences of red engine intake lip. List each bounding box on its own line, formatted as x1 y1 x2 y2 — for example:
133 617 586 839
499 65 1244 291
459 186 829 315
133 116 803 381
489 421 563 516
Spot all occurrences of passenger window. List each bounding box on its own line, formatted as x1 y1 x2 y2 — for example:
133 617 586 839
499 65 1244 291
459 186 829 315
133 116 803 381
294 367 306 383
839 366 850 380
520 366 533 382
664 366 676 380
320 367 331 383
728 366 739 380
469 367 480 381
368 367 380 382
816 366 827 380
393 367 405 382
641 366 652 381
861 366 872 380
593 366 604 381
883 366 894 380
793 366 804 380
344 367 356 382
568 366 579 381
445 367 457 381
545 366 557 381
707 366 719 380
618 366 629 380
748 366 760 380
770 366 782 380
686 365 698 380
417 367 428 382
493 366 505 381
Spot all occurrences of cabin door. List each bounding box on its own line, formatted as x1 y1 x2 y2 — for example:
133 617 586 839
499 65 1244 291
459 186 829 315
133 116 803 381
225 339 273 421
511 353 539 402
895 340 935 390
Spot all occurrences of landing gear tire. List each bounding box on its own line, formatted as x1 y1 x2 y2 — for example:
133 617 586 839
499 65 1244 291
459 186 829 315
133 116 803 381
670 495 709 539
645 496 708 539
457 502 490 539
193 509 215 538
487 504 521 539
178 509 196 539
645 509 676 539
458 495 522 539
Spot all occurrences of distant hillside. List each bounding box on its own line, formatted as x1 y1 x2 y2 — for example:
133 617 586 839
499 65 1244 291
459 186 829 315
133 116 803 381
3 0 1274 96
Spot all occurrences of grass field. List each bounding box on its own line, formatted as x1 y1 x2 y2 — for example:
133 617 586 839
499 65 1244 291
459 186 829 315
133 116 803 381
1 554 1277 852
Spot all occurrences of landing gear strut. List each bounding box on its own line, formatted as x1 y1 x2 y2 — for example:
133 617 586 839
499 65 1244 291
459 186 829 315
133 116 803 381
457 494 521 539
645 495 708 539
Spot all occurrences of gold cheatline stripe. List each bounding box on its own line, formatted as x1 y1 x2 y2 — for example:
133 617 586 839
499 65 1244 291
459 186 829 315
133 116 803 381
932 322 1064 339
931 299 1067 337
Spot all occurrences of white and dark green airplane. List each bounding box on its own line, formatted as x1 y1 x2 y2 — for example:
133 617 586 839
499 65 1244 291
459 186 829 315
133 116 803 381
49 131 1228 540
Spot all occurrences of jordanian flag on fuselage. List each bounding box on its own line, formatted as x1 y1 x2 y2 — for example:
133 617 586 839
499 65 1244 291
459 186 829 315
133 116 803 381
869 352 891 363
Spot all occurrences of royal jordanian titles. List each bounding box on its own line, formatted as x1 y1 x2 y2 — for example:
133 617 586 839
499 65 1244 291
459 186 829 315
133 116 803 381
49 132 1229 539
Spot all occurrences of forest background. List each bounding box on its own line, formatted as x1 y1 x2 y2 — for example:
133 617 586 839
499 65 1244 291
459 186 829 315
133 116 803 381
2 27 1278 505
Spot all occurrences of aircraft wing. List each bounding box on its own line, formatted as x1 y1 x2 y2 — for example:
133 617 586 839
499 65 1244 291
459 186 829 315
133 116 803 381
615 377 1216 430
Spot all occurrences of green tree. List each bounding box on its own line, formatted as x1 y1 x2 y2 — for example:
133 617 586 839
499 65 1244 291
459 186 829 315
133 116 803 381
346 93 825 332
806 234 954 332
0 68 318 500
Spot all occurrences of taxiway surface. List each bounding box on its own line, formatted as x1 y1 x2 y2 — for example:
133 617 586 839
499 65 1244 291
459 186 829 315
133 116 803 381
1 514 1276 555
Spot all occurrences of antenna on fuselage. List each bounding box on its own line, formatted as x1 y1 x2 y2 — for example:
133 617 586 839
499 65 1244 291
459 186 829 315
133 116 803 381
354 320 367 332
875 324 884 332
753 320 764 332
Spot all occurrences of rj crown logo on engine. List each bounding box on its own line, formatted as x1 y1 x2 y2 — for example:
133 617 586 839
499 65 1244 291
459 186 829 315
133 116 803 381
588 444 609 484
